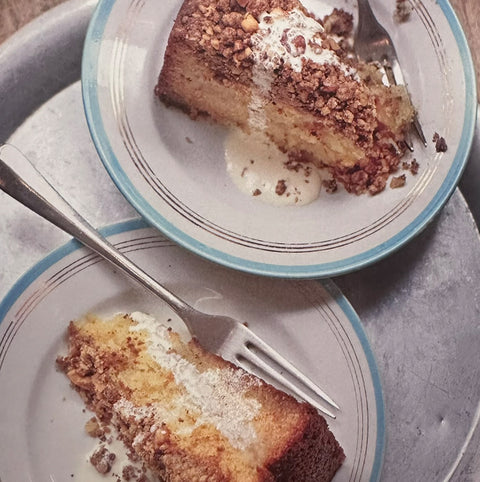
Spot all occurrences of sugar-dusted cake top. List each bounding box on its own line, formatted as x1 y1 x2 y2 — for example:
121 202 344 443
58 312 345 480
174 0 356 77
126 312 262 449
251 8 358 76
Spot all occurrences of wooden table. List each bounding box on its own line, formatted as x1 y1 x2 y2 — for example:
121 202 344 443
450 1 480 94
1 0 479 92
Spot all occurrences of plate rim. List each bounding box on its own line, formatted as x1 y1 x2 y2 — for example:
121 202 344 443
0 218 385 482
81 0 477 279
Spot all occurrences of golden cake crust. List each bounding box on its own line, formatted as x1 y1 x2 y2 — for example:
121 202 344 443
57 314 345 481
157 0 377 140
156 0 415 195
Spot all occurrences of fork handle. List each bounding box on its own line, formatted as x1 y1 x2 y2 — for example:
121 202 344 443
357 0 376 21
0 144 195 326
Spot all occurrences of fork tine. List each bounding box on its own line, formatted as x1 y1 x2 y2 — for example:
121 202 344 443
355 0 427 147
389 60 428 147
411 114 427 147
233 329 339 418
237 345 337 419
403 132 414 152
0 144 342 421
248 338 340 409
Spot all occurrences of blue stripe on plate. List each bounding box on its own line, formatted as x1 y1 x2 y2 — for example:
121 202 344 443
0 218 147 325
81 0 477 279
323 278 385 482
0 219 385 481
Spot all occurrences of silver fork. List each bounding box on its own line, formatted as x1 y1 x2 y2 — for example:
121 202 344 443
354 0 427 148
0 143 339 418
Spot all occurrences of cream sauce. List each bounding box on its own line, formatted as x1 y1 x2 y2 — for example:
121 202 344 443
225 129 324 206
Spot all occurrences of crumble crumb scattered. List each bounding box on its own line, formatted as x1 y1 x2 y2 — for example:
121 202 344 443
285 159 302 172
390 174 406 189
284 160 313 178
411 159 419 174
402 158 419 175
90 445 116 474
322 178 338 194
275 179 287 195
123 465 139 480
322 8 354 36
85 416 104 438
433 132 448 152
157 0 415 196
253 188 262 196
394 0 412 23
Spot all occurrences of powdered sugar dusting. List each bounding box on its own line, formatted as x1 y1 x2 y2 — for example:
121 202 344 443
247 8 357 130
113 398 155 423
225 128 323 205
251 8 357 76
127 312 261 449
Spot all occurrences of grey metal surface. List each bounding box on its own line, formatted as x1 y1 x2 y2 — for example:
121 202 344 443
334 191 480 480
0 0 97 142
1 1 480 480
0 143 338 418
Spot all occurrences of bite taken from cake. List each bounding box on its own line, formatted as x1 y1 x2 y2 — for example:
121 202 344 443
155 0 415 200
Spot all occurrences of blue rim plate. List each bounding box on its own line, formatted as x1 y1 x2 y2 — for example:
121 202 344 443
82 0 476 278
0 219 384 481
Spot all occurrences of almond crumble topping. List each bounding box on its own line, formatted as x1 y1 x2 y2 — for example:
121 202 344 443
156 0 416 196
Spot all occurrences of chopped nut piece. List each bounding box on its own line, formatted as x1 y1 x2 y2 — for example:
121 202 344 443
285 160 301 172
85 416 104 438
403 158 419 175
322 8 354 36
390 174 406 189
90 445 115 474
122 465 137 481
275 179 287 195
241 13 259 33
433 132 447 152
410 159 419 174
252 188 262 196
223 12 243 28
292 35 306 55
394 0 412 23
322 178 338 194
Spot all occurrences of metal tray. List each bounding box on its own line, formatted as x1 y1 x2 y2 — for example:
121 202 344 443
1 0 479 479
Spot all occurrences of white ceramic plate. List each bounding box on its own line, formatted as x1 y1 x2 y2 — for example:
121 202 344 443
82 0 476 278
0 220 383 481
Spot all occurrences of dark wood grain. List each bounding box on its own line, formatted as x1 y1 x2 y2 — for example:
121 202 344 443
449 0 480 93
